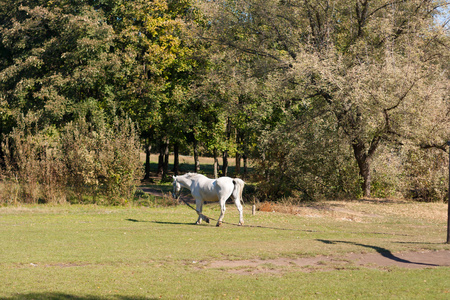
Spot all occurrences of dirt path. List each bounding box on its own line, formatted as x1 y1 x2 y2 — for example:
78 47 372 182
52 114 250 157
201 250 450 274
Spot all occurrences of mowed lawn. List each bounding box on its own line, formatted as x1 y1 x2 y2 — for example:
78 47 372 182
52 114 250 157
1 200 449 299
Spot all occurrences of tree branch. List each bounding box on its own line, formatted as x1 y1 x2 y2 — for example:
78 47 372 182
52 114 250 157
200 36 285 64
386 75 425 112
419 142 448 152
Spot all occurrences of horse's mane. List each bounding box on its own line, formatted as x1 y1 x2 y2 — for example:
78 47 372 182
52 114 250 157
183 172 204 179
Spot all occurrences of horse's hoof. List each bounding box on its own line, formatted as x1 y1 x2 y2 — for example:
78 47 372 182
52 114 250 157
238 222 243 226
216 222 222 227
205 217 210 224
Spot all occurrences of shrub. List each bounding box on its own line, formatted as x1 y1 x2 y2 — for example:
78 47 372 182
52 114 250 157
1 116 142 205
60 117 143 204
255 114 362 201
1 119 67 204
370 145 405 199
403 147 448 202
371 144 448 202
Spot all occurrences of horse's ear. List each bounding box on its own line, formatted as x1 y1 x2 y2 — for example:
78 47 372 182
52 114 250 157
172 175 176 180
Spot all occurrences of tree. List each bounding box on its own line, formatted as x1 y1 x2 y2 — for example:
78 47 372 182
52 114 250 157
317 0 449 197
73 0 205 179
199 0 450 198
0 0 119 131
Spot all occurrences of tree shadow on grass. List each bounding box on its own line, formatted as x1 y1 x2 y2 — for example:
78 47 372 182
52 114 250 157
316 239 440 267
392 241 444 245
3 293 156 300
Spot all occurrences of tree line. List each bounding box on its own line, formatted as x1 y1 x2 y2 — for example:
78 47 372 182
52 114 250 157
0 0 449 204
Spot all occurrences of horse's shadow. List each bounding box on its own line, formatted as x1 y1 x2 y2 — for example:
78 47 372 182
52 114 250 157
126 218 196 226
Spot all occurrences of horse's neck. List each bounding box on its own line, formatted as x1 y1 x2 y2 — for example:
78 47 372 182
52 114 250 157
178 177 193 190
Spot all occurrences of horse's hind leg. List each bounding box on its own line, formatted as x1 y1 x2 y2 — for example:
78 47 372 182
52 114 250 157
233 197 244 226
216 199 226 227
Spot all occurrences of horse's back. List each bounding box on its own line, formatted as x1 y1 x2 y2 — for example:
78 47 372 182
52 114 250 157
190 175 217 201
193 175 234 202
215 176 234 188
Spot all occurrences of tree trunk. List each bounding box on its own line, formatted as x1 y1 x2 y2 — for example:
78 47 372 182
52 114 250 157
222 150 228 177
243 154 248 180
235 128 241 176
213 148 219 179
172 143 179 175
235 153 241 176
157 141 164 176
352 140 372 197
144 140 151 180
163 140 169 178
261 152 269 182
222 117 231 177
193 139 200 173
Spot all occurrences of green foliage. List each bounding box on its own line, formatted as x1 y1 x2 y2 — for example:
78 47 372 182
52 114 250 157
61 117 142 203
403 147 448 202
199 0 450 200
1 114 67 204
256 111 362 200
0 1 119 128
1 0 449 202
0 0 204 200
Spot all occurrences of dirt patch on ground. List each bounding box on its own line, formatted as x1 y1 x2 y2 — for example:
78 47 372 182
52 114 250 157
199 250 450 274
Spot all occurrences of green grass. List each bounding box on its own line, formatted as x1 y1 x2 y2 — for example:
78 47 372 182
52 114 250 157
1 202 449 299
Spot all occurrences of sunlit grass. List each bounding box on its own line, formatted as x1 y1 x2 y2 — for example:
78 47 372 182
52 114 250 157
0 201 449 299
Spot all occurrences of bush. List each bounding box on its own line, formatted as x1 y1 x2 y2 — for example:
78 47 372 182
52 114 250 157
371 144 448 202
1 119 67 204
402 147 448 202
255 114 362 201
1 116 142 205
61 117 142 204
370 145 405 199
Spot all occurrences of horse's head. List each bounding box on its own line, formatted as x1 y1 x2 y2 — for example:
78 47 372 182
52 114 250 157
172 175 181 199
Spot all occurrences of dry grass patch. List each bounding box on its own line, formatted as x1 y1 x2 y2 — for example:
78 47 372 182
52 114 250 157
256 198 447 223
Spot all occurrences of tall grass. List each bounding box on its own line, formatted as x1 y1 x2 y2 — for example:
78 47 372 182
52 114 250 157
0 117 142 205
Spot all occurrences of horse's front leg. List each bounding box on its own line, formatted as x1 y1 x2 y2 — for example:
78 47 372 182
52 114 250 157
216 199 226 227
195 198 203 225
195 199 210 224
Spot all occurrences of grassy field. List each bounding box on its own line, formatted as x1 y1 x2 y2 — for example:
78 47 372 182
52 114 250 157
1 200 449 299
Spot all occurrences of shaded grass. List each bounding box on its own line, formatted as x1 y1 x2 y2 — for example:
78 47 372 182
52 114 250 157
140 153 254 177
1 202 449 299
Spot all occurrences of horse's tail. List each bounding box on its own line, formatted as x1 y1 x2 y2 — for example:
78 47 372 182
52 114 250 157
232 178 245 203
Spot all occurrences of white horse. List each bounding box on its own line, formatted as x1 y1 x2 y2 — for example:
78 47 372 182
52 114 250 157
172 173 245 226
